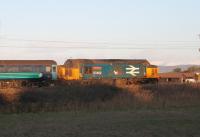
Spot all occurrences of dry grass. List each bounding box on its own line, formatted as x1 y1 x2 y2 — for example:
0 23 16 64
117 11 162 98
0 83 200 113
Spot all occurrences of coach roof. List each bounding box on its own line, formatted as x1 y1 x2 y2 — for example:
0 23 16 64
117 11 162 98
0 60 57 65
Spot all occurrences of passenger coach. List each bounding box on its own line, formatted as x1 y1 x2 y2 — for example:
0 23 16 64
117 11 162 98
0 60 57 88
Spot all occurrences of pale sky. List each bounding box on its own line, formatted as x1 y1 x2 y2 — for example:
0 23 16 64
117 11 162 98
0 0 200 65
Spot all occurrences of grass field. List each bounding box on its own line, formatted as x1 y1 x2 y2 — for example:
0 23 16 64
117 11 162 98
0 108 200 137
1 83 200 136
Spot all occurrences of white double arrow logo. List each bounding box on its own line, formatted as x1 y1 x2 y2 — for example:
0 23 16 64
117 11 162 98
126 65 140 76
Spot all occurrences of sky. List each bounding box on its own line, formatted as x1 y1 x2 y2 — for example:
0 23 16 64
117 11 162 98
0 0 200 65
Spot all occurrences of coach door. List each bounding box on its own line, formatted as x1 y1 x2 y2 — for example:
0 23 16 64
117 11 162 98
52 65 57 80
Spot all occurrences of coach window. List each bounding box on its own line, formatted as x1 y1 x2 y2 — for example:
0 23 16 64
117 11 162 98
39 65 45 72
20 65 33 72
46 66 51 72
34 65 41 72
84 66 92 74
7 66 19 72
0 65 5 72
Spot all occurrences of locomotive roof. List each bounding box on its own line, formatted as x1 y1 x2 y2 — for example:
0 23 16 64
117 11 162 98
0 60 57 65
65 59 151 65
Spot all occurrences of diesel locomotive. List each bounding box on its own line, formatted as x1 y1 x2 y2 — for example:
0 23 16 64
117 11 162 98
58 59 159 84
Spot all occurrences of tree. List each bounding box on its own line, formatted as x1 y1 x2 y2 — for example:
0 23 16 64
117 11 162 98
173 67 182 72
187 66 200 72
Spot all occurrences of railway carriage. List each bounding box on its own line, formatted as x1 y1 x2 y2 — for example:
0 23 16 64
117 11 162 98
0 60 57 88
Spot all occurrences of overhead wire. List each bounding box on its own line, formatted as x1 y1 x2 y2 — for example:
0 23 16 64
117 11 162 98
0 37 200 49
2 37 200 44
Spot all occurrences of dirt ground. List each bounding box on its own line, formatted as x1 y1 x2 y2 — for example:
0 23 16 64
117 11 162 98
0 108 200 137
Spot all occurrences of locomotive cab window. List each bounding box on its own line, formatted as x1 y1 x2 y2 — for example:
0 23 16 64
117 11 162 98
155 69 158 74
84 66 92 74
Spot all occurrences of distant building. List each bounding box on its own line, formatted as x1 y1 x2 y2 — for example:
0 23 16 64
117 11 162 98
159 72 200 83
